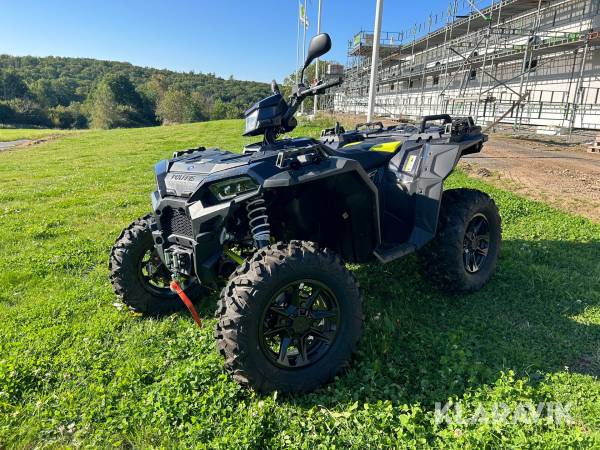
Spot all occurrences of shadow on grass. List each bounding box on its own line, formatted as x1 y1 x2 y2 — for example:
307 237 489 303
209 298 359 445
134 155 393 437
164 238 599 408
293 238 600 407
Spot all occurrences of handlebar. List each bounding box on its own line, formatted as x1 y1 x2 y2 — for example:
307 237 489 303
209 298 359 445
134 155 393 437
316 77 343 92
284 77 343 123
298 77 343 98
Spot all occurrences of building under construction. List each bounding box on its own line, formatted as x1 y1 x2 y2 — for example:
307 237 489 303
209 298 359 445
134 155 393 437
332 0 600 132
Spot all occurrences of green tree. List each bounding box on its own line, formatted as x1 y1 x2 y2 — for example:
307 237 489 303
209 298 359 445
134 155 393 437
0 71 29 100
6 98 51 127
89 79 120 129
156 89 194 124
0 103 15 123
211 98 241 120
29 79 58 107
190 91 210 122
141 73 169 106
48 102 87 128
52 77 81 106
156 89 210 124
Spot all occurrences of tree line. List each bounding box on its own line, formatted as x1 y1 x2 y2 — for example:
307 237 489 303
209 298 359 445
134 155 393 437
0 55 272 129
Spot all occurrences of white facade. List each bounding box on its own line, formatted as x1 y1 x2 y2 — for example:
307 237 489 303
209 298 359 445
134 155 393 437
335 0 600 130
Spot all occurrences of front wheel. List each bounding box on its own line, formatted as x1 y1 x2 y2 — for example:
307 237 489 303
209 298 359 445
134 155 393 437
215 241 363 393
109 215 201 314
418 188 502 292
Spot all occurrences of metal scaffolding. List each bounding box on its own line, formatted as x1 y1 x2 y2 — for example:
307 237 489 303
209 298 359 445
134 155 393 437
331 0 600 132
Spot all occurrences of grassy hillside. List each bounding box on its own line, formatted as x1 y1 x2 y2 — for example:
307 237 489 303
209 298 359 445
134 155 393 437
0 55 269 101
0 121 599 448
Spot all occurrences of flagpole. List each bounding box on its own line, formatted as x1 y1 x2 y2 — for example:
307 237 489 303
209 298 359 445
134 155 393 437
313 0 322 116
302 0 308 63
301 0 308 114
296 2 301 84
367 0 384 122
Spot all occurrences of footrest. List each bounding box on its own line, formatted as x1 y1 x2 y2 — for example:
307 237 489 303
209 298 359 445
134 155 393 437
373 243 417 263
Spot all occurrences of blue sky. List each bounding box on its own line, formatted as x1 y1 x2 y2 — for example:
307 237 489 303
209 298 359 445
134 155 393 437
0 0 463 82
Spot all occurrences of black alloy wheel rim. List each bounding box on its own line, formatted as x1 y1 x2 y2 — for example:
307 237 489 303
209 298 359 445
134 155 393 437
138 248 173 296
259 280 341 369
463 213 490 274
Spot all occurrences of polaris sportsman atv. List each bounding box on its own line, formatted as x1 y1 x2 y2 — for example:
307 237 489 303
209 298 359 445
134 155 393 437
109 33 501 394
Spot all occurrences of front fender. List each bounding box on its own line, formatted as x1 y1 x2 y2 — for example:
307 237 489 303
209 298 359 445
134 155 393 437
263 156 382 261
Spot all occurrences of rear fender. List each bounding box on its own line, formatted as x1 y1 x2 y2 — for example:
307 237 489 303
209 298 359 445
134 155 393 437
393 142 463 248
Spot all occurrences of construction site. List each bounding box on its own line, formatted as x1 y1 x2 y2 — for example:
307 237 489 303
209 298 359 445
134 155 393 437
328 0 600 135
315 0 600 221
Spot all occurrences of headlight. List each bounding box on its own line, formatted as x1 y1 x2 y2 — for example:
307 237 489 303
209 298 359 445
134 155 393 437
209 176 259 201
244 110 259 134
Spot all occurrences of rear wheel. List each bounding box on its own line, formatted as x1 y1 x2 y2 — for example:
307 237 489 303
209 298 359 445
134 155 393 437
109 215 201 314
418 189 501 292
215 241 363 393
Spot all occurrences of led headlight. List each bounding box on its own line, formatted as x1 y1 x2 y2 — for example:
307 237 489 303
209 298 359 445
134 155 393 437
208 176 259 201
244 109 259 134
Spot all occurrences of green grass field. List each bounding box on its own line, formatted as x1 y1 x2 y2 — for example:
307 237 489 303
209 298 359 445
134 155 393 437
0 121 599 449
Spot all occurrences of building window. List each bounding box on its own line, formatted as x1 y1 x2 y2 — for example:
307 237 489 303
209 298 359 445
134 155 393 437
433 75 440 85
390 83 395 90
469 68 477 80
409 80 414 88
525 59 538 71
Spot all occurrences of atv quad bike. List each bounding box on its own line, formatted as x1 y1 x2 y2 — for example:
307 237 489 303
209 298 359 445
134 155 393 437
110 33 501 394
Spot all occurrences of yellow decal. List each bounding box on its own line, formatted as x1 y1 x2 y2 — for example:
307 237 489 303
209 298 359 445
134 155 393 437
403 154 417 172
370 141 402 153
224 248 244 265
342 141 362 148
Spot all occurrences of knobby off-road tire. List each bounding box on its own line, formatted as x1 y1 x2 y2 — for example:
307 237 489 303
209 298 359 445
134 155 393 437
215 241 363 394
418 188 502 293
109 215 201 315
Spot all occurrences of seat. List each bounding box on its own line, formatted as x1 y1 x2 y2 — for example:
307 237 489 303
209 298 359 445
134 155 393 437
332 139 402 171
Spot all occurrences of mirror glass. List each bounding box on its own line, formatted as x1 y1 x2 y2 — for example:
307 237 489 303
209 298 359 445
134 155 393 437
304 33 332 69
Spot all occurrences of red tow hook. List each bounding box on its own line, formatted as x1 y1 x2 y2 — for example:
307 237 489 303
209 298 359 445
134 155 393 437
170 280 203 329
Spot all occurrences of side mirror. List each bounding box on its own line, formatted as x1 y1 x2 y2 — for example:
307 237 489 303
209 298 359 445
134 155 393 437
300 33 332 82
271 80 281 95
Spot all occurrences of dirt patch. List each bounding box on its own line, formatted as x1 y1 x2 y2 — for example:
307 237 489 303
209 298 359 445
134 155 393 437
0 135 62 152
476 167 492 177
0 139 31 151
461 136 600 222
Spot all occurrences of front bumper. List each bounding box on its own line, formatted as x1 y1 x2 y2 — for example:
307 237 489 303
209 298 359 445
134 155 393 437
150 191 231 284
